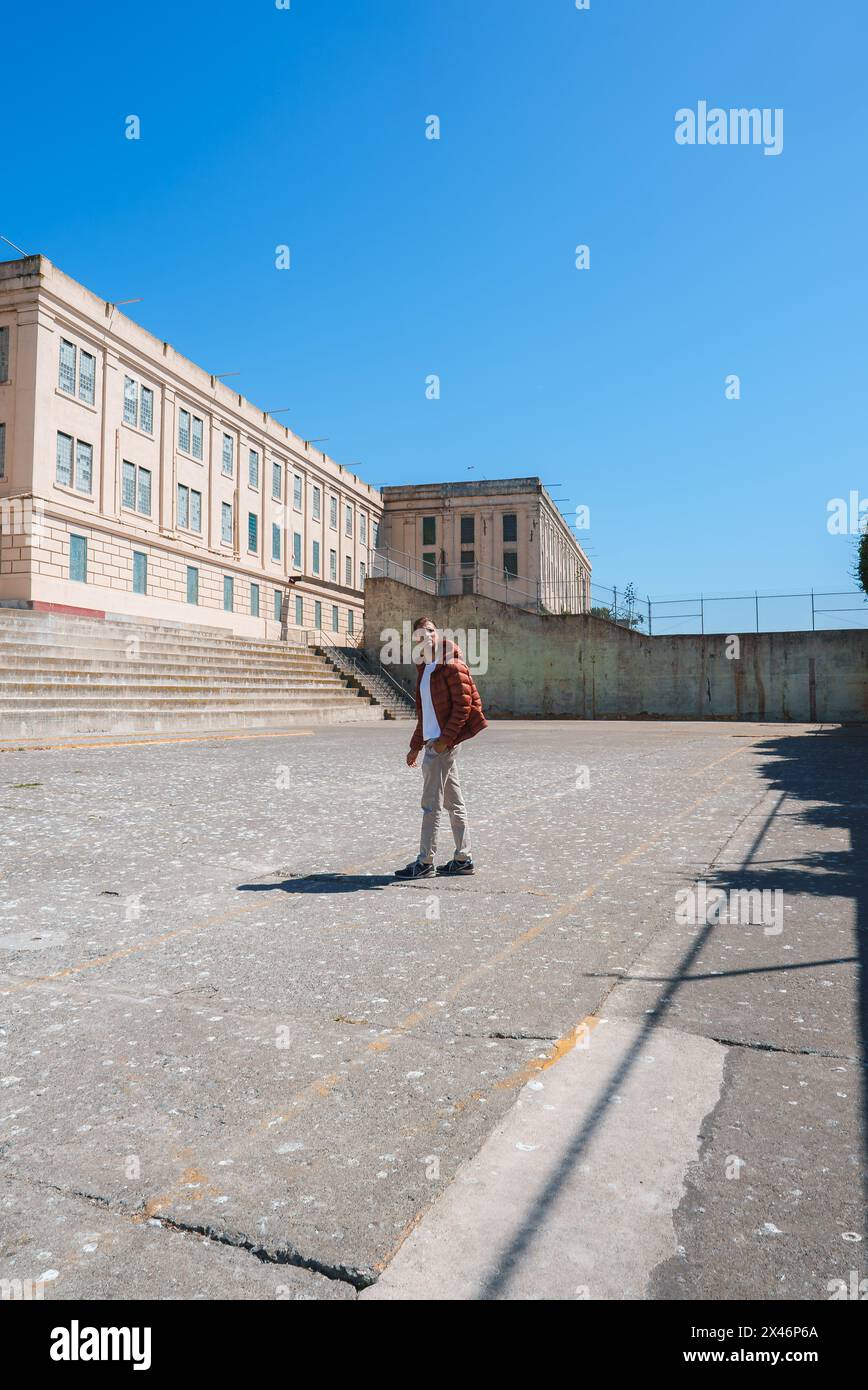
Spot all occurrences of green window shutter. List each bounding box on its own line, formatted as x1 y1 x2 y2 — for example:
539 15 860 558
132 551 148 594
69 535 87 582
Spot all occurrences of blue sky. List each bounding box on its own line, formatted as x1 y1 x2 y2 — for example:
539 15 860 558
4 0 866 619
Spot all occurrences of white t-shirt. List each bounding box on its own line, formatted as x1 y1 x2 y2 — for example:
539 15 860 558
420 661 442 741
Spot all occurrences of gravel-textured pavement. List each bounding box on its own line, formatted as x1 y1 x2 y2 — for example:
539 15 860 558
1 720 864 1300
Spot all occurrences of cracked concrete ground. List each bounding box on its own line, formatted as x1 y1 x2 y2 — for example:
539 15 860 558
0 719 865 1299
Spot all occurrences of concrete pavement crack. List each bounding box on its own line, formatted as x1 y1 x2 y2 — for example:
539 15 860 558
704 1034 860 1062
16 1175 372 1292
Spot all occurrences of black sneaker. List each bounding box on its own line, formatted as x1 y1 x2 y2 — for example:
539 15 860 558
394 860 435 880
437 857 475 876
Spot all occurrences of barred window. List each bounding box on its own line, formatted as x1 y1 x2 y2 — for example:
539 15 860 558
293 474 302 508
272 522 281 561
137 467 151 516
79 352 95 405
124 376 138 425
122 460 136 509
0 422 5 480
0 326 9 382
222 434 234 476
312 486 321 520
177 484 189 529
140 386 154 434
248 512 258 552
221 501 233 545
191 415 204 460
75 440 93 494
122 461 150 515
249 448 260 488
272 461 282 500
178 409 190 453
56 432 74 487
329 548 337 581
292 531 301 568
59 339 76 394
190 489 202 532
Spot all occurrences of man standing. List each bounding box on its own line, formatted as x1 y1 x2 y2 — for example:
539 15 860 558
395 616 487 880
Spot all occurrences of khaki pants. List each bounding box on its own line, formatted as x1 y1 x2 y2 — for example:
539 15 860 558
419 743 472 865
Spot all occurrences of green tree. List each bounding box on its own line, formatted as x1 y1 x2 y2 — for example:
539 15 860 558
856 529 868 597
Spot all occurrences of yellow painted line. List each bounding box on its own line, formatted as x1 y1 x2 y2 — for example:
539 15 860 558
373 1016 601 1271
0 729 315 754
3 741 759 1235
0 902 264 996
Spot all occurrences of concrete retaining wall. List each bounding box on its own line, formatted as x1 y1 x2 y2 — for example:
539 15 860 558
362 577 868 722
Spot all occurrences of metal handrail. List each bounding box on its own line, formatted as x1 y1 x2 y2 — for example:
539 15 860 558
317 628 415 706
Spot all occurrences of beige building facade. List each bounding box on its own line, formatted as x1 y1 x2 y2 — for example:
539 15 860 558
377 478 591 614
0 256 381 640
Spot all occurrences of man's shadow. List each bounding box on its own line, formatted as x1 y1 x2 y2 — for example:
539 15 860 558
238 873 396 896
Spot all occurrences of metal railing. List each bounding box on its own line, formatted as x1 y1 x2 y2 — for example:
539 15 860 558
368 544 588 614
316 626 415 705
588 582 868 635
364 550 868 635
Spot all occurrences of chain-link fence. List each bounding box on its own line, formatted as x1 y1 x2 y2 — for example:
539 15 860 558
367 545 868 633
589 582 868 634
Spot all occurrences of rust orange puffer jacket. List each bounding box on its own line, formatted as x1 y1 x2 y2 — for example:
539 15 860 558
409 639 488 754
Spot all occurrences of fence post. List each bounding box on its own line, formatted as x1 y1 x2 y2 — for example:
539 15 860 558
755 592 759 633
811 589 815 631
700 594 705 635
613 586 617 622
647 595 652 635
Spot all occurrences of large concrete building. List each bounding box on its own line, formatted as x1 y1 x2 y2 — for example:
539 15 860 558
377 478 591 614
0 257 592 646
0 256 381 640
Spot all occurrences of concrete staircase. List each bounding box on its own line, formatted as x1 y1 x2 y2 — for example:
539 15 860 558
0 610 385 740
317 643 416 720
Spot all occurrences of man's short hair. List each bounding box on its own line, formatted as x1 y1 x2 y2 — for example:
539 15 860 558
412 615 436 634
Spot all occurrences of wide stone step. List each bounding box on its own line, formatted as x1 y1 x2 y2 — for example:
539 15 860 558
0 650 339 678
0 686 369 708
0 634 323 661
0 614 351 659
0 703 384 738
0 672 354 689
0 611 302 645
0 678 358 695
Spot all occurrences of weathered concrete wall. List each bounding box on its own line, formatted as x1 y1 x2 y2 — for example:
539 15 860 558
363 577 868 722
